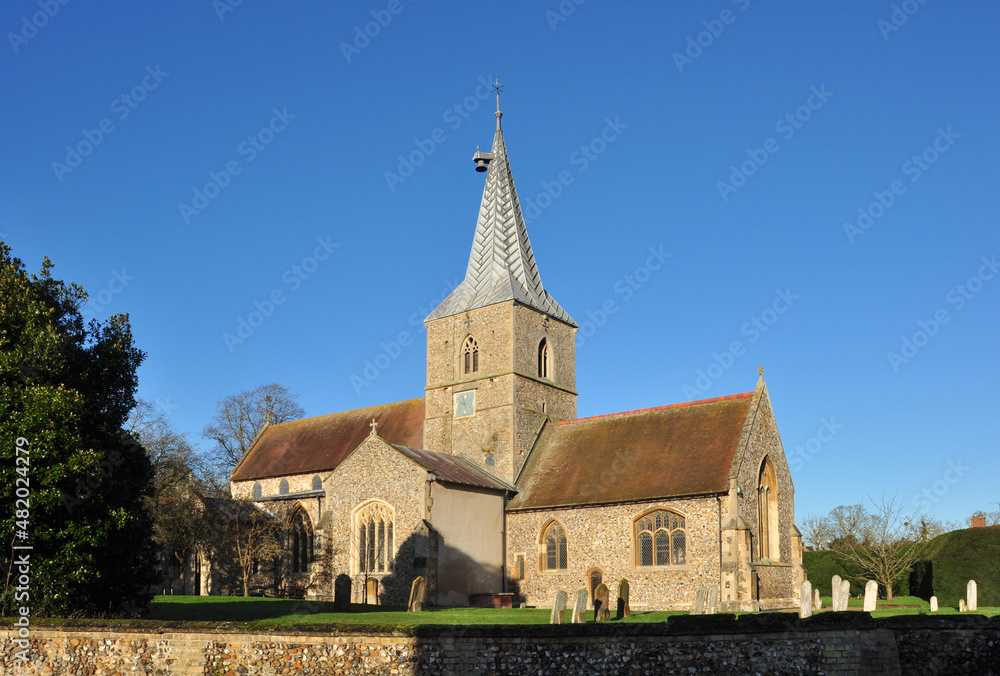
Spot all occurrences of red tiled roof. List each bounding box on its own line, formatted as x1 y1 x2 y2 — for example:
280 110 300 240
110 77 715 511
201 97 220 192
392 445 514 493
230 398 425 481
507 392 755 510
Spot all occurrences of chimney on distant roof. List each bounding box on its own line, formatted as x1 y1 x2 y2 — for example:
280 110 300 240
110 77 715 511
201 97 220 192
971 513 987 528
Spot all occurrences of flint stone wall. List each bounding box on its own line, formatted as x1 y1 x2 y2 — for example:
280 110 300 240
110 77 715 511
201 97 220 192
5 614 998 675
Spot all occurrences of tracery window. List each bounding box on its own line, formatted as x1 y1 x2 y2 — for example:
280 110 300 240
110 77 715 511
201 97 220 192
758 458 779 561
290 509 313 574
356 502 394 574
635 510 686 567
537 338 550 378
463 336 479 374
540 521 568 571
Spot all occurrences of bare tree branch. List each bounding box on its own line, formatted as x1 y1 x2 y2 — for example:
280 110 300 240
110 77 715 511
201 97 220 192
202 383 304 473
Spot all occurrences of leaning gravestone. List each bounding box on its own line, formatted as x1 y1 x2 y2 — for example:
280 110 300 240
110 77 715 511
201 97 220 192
616 579 631 620
407 577 427 612
863 580 878 612
800 581 813 618
832 575 843 611
594 583 610 622
959 599 968 613
838 580 851 611
572 590 588 623
334 574 352 612
813 588 822 610
968 580 978 612
550 590 568 624
706 584 719 615
930 596 938 612
691 585 707 615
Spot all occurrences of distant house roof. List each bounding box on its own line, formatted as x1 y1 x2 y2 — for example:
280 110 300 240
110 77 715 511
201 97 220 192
507 392 755 511
230 398 425 482
391 444 514 493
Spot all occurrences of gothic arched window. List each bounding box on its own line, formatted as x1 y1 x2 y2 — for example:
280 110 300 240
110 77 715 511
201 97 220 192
279 479 289 495
252 482 262 500
462 336 479 374
540 520 568 571
758 458 779 560
290 509 313 574
356 502 394 574
312 475 322 491
635 509 686 567
537 338 550 378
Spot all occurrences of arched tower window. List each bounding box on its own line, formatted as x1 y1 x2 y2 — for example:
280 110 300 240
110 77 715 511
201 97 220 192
252 482 262 500
311 475 322 491
537 338 550 378
279 479 289 495
539 520 568 571
355 502 394 574
289 508 313 574
462 336 479 374
634 509 687 567
758 458 779 561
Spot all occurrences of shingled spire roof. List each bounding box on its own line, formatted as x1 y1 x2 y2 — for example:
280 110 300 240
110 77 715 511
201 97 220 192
425 95 576 326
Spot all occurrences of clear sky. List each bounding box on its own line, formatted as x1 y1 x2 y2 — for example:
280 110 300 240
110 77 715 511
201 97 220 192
2 1 997 526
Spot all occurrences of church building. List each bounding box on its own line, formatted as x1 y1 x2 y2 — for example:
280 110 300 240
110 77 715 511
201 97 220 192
229 96 805 612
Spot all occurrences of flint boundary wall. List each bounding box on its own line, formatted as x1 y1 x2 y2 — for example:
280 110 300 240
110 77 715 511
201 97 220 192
2 613 998 675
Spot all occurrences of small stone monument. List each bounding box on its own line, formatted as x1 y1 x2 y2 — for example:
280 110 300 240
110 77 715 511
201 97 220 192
930 596 938 612
616 579 631 620
550 590 568 624
832 575 842 611
691 585 707 615
863 580 878 612
959 599 968 613
800 581 813 618
967 580 978 612
334 574 352 612
572 590 588 623
594 583 610 622
407 576 427 612
813 588 822 610
839 579 851 611
706 584 719 615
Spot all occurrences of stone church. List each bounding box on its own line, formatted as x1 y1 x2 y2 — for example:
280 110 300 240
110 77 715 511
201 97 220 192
229 98 805 612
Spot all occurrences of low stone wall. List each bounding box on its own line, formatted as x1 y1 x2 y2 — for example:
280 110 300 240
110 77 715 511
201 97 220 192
1 613 998 675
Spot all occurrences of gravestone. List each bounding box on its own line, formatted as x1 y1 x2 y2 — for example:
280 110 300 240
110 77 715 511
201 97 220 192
800 581 813 618
334 574 352 612
832 575 842 611
572 590 588 623
959 599 968 613
616 579 631 620
930 596 938 612
594 583 610 622
550 590 568 624
706 584 719 615
691 585 707 615
967 580 978 612
813 588 822 610
407 576 426 612
863 580 878 612
838 580 851 611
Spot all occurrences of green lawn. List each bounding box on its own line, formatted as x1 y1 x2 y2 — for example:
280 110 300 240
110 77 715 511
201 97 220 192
147 595 1000 627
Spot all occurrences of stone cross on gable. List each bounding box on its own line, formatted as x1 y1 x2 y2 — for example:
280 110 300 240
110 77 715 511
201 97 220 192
369 417 378 436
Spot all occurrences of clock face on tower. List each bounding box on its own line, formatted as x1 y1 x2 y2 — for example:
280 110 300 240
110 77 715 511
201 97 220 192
454 391 475 418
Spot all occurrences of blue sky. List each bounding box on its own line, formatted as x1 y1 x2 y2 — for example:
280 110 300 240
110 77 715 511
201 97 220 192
2 1 997 526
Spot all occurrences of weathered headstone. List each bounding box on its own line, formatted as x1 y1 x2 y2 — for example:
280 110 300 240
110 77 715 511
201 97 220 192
407 576 426 612
800 581 813 618
572 590 588 623
832 575 842 611
839 580 851 611
706 584 719 615
813 588 822 610
691 585 707 615
616 579 631 620
550 590 568 624
334 574 352 612
930 596 938 612
863 580 878 612
959 599 968 613
967 580 978 612
594 583 610 622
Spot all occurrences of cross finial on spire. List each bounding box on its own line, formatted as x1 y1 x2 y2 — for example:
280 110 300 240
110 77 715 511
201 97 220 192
369 417 378 436
492 78 503 129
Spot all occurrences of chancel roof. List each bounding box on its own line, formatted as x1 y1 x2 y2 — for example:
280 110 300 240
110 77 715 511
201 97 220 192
426 107 575 326
508 393 756 510
391 444 514 493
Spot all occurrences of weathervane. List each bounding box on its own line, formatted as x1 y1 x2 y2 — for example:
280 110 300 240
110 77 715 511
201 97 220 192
492 78 503 112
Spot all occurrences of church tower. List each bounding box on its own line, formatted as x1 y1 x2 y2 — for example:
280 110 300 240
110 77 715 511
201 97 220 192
424 90 578 484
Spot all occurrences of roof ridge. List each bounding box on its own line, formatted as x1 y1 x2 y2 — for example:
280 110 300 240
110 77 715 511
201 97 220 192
267 397 425 428
549 392 755 426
